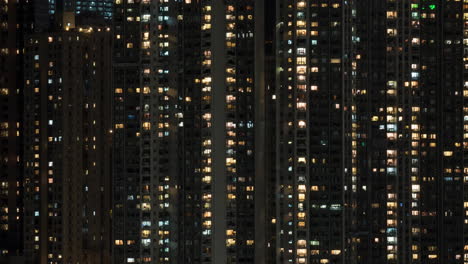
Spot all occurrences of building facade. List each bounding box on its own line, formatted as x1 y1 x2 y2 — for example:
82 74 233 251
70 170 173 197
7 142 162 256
3 0 468 263
350 1 467 263
275 0 353 263
23 29 112 264
112 0 267 263
0 0 27 262
275 0 468 263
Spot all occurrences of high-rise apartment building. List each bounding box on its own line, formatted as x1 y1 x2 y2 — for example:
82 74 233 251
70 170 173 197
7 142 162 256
112 0 267 263
349 1 467 263
22 28 112 264
1 1 114 263
275 0 468 263
0 0 27 262
3 0 468 263
275 1 351 263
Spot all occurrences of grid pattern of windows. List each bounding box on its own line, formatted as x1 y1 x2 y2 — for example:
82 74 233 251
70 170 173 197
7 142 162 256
23 31 112 263
0 0 24 261
275 0 468 263
112 0 262 263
